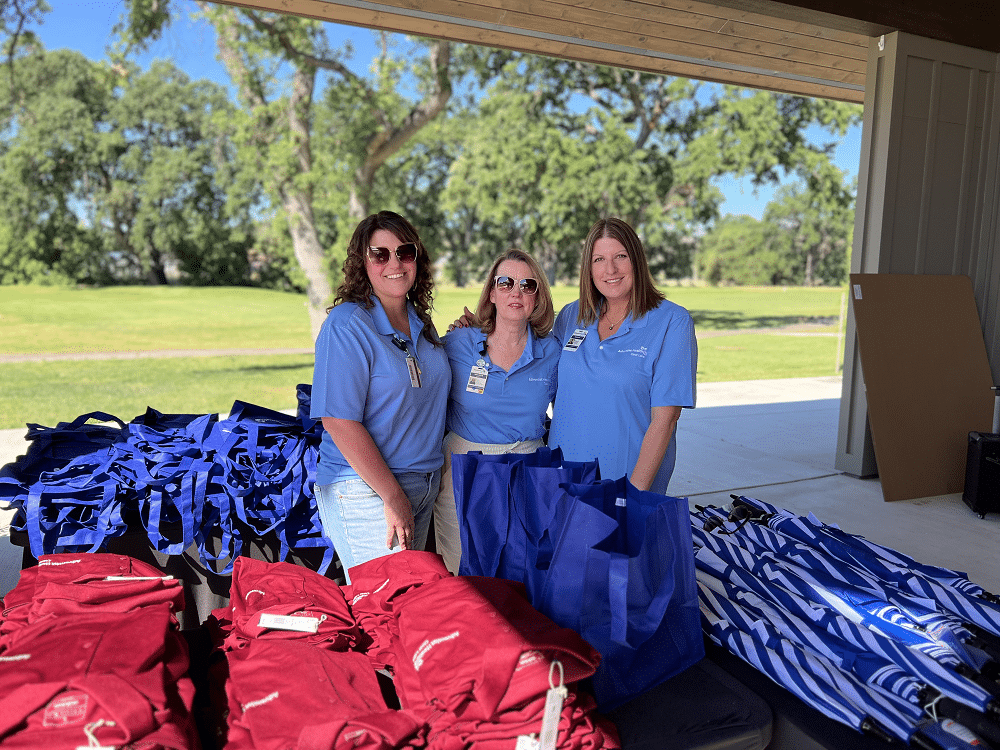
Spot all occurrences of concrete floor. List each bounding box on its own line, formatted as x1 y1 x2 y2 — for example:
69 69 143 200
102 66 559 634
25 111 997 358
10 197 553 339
675 376 1000 594
2 375 999 597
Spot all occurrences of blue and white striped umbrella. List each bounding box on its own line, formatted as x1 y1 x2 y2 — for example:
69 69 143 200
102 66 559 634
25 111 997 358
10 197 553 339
698 561 1000 743
691 507 992 672
733 496 1000 636
699 568 927 703
692 523 979 669
699 582 1000 750
693 539 997 714
700 585 924 745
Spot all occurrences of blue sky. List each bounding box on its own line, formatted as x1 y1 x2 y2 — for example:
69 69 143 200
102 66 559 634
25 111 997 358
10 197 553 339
41 1 861 220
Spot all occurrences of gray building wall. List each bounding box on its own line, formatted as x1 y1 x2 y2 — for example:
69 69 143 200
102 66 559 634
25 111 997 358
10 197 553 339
836 32 1000 476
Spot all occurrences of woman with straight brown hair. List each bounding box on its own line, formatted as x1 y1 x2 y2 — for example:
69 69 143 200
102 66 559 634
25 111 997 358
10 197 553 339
548 217 697 494
434 248 560 573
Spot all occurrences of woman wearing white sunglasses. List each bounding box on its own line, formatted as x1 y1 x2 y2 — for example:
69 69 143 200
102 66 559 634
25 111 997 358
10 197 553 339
434 249 560 573
310 211 451 582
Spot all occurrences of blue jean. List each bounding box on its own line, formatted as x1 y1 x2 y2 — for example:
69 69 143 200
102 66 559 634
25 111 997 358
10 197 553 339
314 470 440 584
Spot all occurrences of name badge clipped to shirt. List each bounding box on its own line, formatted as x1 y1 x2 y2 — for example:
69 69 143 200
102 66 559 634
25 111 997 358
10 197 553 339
563 328 588 352
467 359 488 394
406 356 422 388
393 335 422 388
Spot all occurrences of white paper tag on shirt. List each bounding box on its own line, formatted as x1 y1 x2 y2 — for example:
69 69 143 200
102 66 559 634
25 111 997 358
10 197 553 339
615 497 626 507
539 685 567 750
563 328 588 352
515 736 540 750
466 365 488 394
258 613 320 633
406 356 422 388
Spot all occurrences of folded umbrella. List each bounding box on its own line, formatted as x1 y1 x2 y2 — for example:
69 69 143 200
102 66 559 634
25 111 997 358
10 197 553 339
733 496 1000 637
693 541 999 717
697 564 1000 747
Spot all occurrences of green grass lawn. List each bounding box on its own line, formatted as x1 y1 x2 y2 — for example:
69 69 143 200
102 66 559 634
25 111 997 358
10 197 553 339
0 286 315 353
0 284 848 430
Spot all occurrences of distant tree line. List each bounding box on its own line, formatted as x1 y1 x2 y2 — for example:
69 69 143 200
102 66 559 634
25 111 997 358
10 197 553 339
1 1 860 336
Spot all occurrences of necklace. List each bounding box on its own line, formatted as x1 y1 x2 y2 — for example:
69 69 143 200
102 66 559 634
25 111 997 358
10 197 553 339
603 307 630 331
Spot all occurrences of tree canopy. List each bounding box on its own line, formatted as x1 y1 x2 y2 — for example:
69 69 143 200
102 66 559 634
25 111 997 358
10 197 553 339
0 2 863 334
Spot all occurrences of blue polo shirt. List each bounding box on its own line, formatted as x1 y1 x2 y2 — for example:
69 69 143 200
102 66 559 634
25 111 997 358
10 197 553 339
442 326 559 444
310 297 451 486
549 298 697 494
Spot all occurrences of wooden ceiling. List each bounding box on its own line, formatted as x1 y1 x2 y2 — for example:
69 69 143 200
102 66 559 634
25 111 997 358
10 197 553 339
218 0 999 104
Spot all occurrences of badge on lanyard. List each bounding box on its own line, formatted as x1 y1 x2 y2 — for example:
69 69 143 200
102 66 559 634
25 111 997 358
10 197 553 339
467 363 488 394
393 335 422 388
563 328 588 352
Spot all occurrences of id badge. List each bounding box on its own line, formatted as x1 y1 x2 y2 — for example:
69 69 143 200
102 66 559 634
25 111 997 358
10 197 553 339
406 356 422 388
563 328 588 352
466 365 488 394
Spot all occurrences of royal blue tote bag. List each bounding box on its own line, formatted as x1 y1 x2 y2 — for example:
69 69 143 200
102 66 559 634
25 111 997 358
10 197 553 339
537 476 704 711
451 446 599 597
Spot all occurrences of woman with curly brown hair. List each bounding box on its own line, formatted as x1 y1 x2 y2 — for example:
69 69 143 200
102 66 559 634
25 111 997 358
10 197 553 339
310 211 451 582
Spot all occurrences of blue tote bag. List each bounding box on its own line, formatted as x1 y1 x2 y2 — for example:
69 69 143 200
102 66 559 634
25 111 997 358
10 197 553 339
451 446 599 596
537 476 704 711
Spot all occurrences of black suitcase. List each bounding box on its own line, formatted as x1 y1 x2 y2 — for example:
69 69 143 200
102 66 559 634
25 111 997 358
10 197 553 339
963 431 1000 518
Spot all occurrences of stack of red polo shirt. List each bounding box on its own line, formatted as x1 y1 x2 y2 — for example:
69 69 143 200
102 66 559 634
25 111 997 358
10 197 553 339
209 551 619 750
0 553 198 749
342 551 452 673
390 575 620 750
213 555 424 750
216 556 360 653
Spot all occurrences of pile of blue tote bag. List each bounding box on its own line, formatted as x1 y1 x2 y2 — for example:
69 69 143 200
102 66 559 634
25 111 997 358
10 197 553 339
0 385 332 577
451 447 704 711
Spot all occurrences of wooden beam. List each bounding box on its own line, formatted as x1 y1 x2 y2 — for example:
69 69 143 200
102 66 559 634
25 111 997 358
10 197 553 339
216 0 867 102
452 0 867 77
552 0 870 48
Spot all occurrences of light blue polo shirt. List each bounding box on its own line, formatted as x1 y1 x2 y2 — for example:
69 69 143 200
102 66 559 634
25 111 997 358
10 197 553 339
310 297 451 486
549 298 697 494
442 326 559 444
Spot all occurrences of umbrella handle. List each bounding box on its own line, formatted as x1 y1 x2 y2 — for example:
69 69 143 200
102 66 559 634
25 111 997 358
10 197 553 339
859 717 895 744
909 732 947 750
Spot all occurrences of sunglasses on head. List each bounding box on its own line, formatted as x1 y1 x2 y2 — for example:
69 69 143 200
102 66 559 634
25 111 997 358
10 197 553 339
494 276 538 295
367 243 418 265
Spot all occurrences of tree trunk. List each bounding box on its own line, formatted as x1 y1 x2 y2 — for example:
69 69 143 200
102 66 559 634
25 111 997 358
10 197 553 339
285 65 330 340
211 6 330 340
146 244 168 285
283 188 331 339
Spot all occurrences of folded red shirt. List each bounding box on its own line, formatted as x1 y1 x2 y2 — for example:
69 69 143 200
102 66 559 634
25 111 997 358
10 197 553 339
222 556 359 653
342 551 451 672
224 639 423 750
1 552 177 636
0 604 197 749
392 576 601 722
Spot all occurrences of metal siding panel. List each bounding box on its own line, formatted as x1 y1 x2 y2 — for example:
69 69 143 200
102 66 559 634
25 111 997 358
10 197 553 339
925 121 967 273
938 62 972 124
891 116 928 270
902 56 934 117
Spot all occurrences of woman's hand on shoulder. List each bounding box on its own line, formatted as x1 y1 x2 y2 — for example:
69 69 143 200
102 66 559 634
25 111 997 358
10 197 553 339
446 306 475 333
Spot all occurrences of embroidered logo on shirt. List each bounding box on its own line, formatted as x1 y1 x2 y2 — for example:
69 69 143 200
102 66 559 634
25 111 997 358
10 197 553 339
413 631 461 671
618 346 648 358
528 377 549 382
242 691 280 712
43 693 88 727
